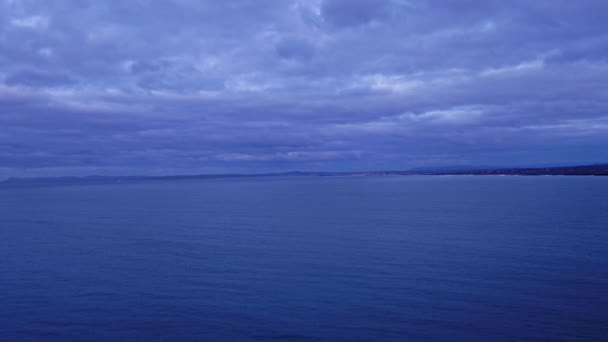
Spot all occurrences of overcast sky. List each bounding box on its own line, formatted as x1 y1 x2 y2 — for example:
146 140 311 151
1 0 607 177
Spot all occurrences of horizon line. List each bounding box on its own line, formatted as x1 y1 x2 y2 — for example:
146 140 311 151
2 162 608 183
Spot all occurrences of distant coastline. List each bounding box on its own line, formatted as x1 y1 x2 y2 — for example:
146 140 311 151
2 164 607 187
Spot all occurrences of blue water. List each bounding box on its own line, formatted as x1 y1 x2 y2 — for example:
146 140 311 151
1 176 607 341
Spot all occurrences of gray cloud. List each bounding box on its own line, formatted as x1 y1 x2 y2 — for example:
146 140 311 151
275 36 316 61
5 69 75 87
0 0 607 178
321 0 390 28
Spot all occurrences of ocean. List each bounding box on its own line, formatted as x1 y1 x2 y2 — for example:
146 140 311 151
1 176 607 341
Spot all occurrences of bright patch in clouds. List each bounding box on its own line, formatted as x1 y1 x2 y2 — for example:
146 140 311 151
11 15 48 29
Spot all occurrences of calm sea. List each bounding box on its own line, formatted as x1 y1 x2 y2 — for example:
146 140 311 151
1 176 607 341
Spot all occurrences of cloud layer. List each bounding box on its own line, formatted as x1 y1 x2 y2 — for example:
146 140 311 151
1 0 607 177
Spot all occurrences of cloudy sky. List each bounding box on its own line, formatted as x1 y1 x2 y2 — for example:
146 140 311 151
1 0 607 177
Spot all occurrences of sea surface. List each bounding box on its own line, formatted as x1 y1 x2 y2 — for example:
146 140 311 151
1 176 607 341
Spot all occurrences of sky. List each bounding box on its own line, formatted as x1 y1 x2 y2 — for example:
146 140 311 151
1 0 607 178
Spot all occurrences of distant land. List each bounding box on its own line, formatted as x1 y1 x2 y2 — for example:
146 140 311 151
1 164 607 187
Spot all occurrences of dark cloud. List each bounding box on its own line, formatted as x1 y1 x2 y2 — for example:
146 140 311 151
0 0 607 178
5 69 75 87
321 0 390 28
275 36 315 61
